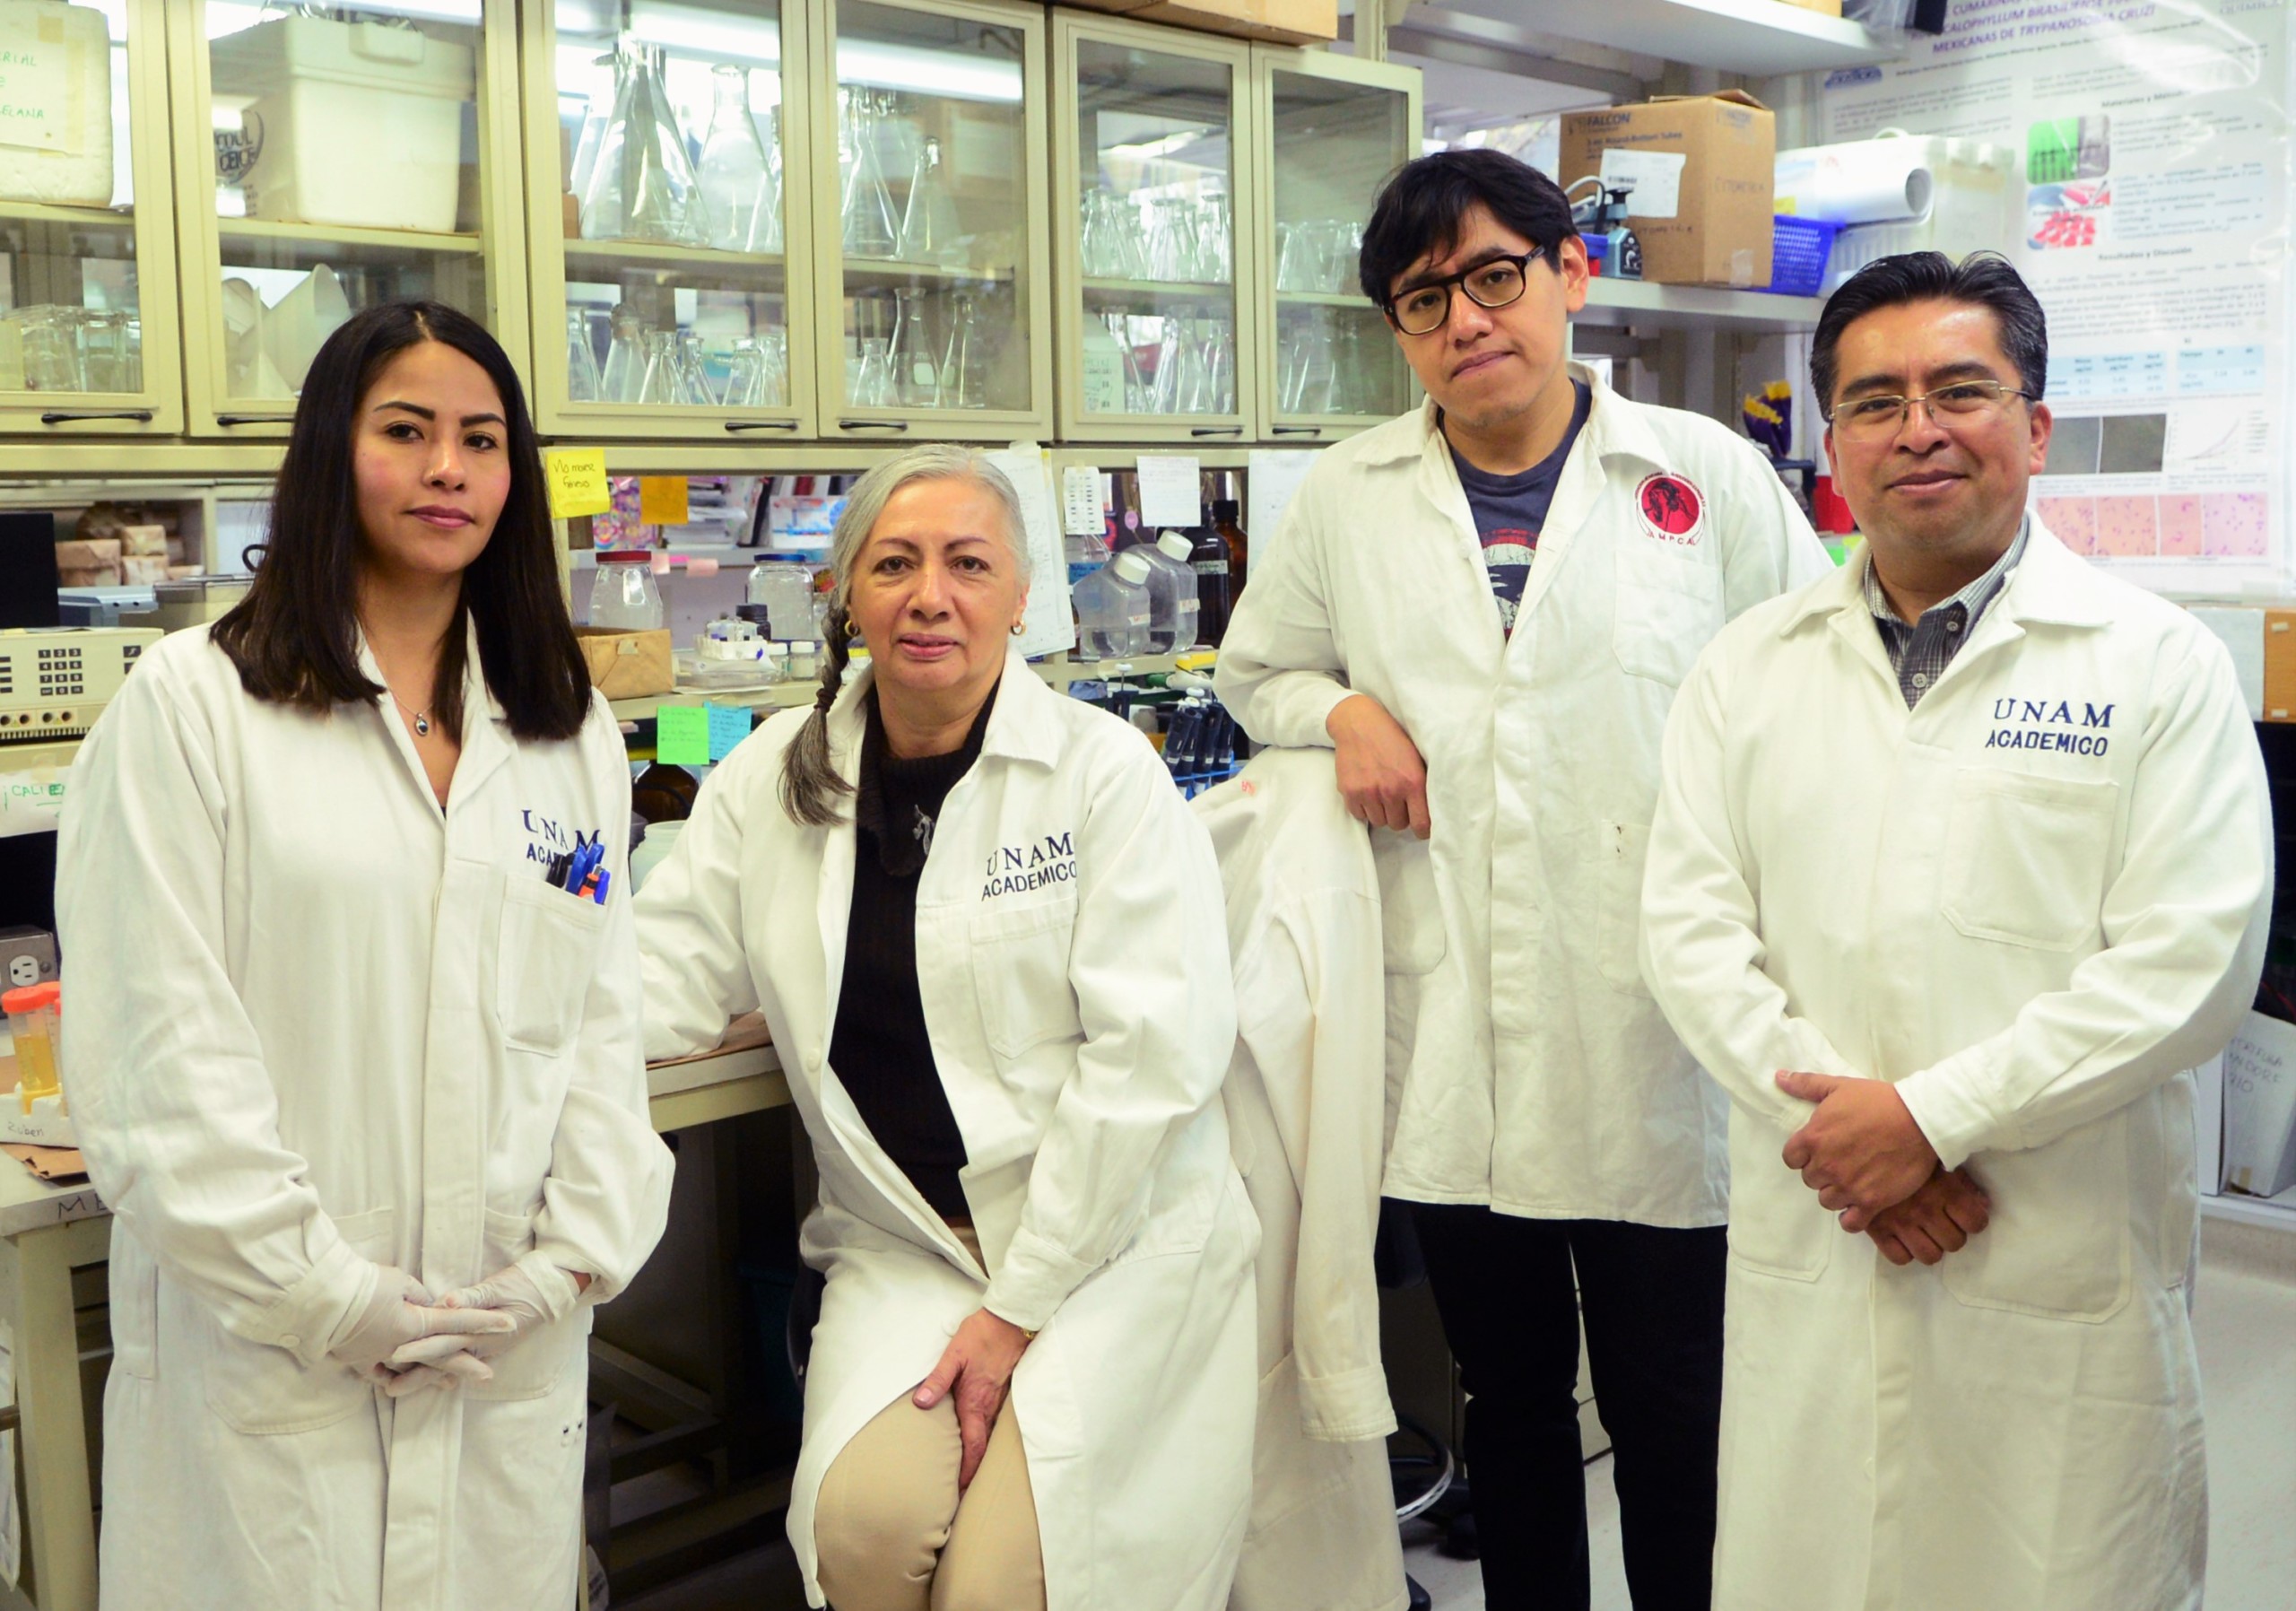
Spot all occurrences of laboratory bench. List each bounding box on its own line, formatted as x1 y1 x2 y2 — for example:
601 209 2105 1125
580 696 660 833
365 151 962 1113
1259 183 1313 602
0 1022 790 1611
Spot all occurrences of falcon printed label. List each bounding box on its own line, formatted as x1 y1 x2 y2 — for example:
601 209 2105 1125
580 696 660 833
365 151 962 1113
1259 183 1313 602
1636 473 1704 545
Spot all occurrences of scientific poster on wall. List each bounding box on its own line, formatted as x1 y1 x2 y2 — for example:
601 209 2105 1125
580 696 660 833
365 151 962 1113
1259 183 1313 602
1817 0 2291 591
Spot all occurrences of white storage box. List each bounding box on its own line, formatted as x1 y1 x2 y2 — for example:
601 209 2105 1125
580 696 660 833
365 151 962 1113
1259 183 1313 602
0 2 114 208
208 14 474 234
1775 134 2018 294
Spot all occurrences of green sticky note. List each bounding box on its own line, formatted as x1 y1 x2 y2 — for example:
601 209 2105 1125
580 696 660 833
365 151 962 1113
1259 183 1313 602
707 702 754 761
657 705 709 765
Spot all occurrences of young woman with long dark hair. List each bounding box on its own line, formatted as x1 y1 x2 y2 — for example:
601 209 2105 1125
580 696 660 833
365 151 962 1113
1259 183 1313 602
56 300 673 1609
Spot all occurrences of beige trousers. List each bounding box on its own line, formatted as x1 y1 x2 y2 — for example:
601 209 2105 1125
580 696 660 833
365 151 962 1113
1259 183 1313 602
813 1225 1047 1611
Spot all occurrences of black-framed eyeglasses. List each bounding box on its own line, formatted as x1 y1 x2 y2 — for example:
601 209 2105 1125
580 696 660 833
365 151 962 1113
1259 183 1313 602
1826 379 2036 440
1384 248 1547 336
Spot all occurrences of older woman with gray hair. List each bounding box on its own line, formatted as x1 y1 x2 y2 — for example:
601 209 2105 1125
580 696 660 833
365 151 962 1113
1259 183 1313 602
635 446 1257 1611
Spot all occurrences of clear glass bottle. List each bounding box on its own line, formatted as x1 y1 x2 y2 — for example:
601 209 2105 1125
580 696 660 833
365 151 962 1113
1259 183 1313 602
1071 549 1154 658
746 555 822 642
839 90 900 258
565 308 603 402
891 286 939 406
589 551 665 630
898 135 962 266
697 65 772 254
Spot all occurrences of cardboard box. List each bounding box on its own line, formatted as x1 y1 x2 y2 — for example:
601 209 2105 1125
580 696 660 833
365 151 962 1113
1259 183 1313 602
575 626 674 700
2263 609 2296 720
1561 91 1776 287
117 524 169 557
2223 1012 2296 1199
1060 0 1335 46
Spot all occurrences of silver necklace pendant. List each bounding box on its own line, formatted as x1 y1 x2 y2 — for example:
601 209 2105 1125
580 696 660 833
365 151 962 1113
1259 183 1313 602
413 712 431 738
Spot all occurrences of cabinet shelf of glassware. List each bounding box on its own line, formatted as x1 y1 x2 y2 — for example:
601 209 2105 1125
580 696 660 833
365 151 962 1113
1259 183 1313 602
0 0 187 439
167 0 530 440
1251 45 1419 444
805 0 1054 443
523 0 820 442
1052 12 1258 445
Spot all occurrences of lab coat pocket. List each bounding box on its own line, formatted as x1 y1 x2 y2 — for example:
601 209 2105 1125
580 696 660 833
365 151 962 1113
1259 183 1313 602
1939 770 2119 951
201 1206 395 1435
1613 560 1722 687
1725 1125 1831 1281
970 896 1083 1059
465 1206 584 1402
1942 1120 2132 1321
497 875 610 1057
1594 818 1655 997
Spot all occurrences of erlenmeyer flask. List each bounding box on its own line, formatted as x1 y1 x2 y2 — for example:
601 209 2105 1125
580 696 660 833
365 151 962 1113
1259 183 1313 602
697 65 771 254
723 338 765 408
601 303 644 402
675 331 716 405
1152 317 1183 414
749 107 785 254
568 53 615 206
840 90 900 258
583 39 704 246
638 330 683 405
763 327 789 406
899 137 962 266
891 287 939 406
853 336 895 408
1287 312 1334 414
566 308 603 402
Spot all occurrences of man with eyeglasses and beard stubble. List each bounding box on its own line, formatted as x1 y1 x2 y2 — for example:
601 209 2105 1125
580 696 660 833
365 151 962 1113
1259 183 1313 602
1216 149 1831 1609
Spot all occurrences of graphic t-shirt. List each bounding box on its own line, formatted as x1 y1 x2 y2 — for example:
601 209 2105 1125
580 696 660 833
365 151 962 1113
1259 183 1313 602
1448 380 1591 636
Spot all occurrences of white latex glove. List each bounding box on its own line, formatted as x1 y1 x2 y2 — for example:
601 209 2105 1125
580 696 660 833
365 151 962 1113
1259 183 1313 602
394 1254 581 1369
326 1265 516 1386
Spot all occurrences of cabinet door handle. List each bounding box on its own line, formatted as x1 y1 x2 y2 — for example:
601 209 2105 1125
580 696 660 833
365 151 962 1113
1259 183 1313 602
1189 425 1244 437
725 419 800 433
839 419 910 431
39 409 155 425
1269 425 1323 437
216 414 295 427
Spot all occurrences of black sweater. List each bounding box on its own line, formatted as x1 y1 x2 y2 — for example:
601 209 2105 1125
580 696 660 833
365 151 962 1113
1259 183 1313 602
824 684 996 1220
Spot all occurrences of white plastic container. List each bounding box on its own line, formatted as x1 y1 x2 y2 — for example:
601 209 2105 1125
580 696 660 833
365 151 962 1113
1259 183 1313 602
208 14 475 234
1141 531 1202 654
1774 134 2018 294
0 2 115 207
1072 552 1153 659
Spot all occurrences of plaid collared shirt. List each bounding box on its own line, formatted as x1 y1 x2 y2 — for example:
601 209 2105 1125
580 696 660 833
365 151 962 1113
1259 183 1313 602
1862 520 2030 709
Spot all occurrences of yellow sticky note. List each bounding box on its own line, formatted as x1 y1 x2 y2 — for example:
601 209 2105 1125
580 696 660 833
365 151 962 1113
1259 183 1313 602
639 475 691 526
544 448 611 519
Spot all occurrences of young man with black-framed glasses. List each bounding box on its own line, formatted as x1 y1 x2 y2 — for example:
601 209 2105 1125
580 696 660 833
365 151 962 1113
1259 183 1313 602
1217 149 1830 1609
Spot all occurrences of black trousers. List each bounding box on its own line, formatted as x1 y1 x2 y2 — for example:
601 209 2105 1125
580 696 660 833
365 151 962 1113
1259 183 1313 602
1407 1202 1726 1611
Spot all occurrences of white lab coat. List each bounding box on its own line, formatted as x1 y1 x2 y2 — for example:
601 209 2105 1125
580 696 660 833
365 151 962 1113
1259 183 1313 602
633 652 1257 1611
1639 522 2271 1611
54 625 674 1611
1193 748 1407 1611
1217 364 1832 1221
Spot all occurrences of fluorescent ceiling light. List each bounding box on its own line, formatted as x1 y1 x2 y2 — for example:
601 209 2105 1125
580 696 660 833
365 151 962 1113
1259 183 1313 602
837 39 1020 105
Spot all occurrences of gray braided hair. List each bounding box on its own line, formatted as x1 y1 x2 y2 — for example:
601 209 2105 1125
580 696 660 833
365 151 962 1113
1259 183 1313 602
778 446 1032 826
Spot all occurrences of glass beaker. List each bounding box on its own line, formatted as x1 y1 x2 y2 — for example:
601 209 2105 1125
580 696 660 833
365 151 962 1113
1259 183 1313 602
582 38 705 246
698 65 772 254
891 287 939 406
899 136 963 266
601 303 645 403
839 89 900 259
852 335 895 408
19 309 79 392
566 308 603 402
589 551 665 631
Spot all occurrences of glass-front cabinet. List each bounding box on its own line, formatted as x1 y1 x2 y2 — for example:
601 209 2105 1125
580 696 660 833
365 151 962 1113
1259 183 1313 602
526 0 814 440
1257 48 1417 440
1054 14 1253 444
169 0 524 437
0 0 183 436
812 0 1048 441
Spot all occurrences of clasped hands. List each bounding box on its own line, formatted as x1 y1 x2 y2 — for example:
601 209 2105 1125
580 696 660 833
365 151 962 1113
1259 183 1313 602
329 1256 589 1398
1774 1072 1991 1267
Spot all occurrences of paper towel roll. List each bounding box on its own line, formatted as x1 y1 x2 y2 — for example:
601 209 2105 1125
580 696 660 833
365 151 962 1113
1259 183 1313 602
1775 142 1935 226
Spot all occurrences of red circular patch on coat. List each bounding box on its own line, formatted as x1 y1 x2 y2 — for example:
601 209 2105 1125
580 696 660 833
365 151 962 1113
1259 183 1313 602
1637 473 1704 543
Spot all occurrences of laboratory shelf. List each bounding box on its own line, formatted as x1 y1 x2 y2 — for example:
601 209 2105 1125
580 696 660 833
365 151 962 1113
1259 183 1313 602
1082 276 1236 300
1276 289 1369 309
608 651 1205 725
842 257 1019 287
217 218 484 259
1439 0 1903 75
2202 1190 2296 1235
1579 275 1827 335
0 198 136 232
562 239 790 278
